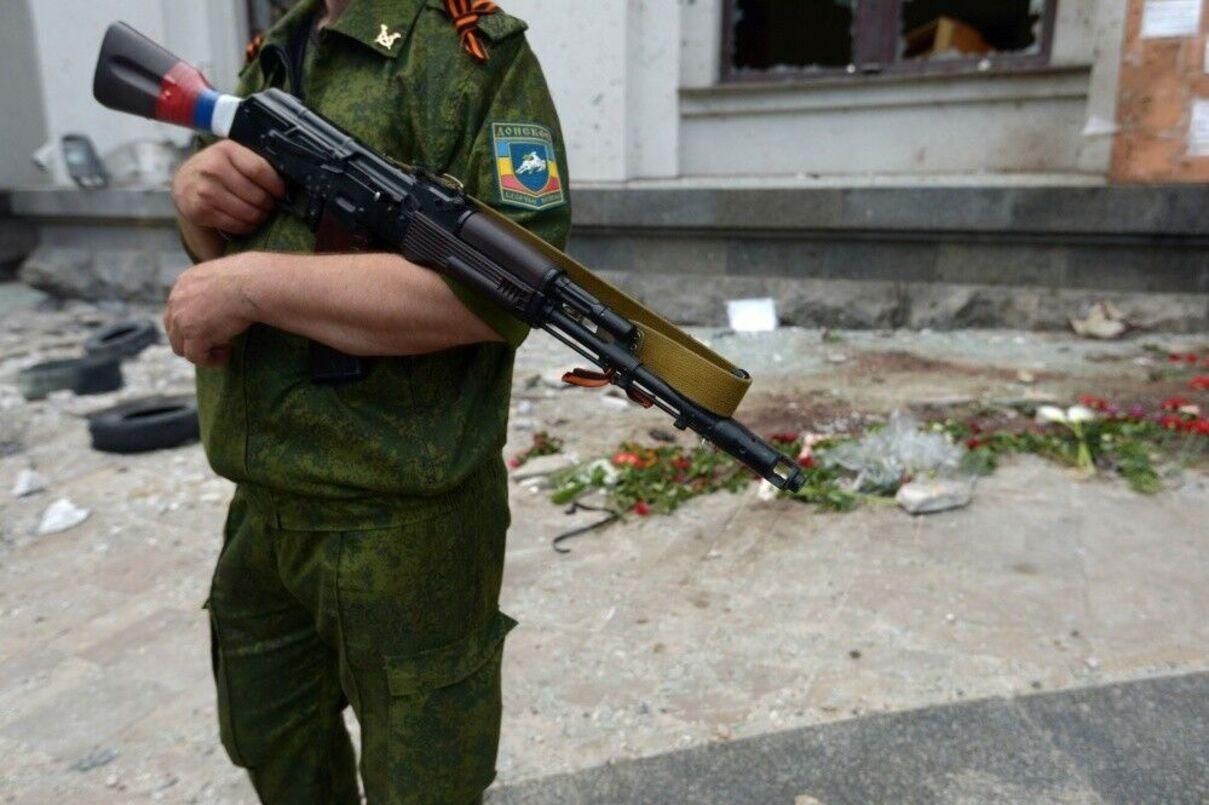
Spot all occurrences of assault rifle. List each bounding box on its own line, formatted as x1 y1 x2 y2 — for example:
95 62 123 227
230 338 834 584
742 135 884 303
92 22 806 492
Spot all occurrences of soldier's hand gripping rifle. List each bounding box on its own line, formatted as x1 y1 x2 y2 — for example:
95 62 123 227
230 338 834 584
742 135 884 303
92 22 806 493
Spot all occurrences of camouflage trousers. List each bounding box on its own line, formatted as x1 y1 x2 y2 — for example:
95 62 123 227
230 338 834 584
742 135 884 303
206 459 513 804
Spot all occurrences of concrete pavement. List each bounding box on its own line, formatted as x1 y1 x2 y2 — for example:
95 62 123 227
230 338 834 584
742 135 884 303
1 293 1206 802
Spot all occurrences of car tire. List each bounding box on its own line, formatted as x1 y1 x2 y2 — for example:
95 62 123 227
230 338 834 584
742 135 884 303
18 355 123 401
84 319 159 360
88 396 200 454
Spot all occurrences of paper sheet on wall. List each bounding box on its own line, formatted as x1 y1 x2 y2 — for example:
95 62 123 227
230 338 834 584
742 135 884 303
1190 99 1209 156
1141 0 1204 38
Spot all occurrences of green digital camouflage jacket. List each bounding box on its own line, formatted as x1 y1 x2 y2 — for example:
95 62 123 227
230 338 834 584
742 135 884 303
195 0 571 501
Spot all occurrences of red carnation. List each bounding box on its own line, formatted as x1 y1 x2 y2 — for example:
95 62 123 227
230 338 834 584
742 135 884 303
612 451 642 468
1159 414 1184 431
633 501 651 516
1190 376 1209 391
1161 396 1191 411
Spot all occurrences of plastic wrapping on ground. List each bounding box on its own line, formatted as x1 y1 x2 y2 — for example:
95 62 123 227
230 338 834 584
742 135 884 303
822 410 966 493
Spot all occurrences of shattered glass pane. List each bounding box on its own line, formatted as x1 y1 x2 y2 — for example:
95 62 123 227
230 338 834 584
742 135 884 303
731 0 856 73
899 0 1043 61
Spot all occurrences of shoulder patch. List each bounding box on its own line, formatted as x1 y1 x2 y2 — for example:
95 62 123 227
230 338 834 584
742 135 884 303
492 123 566 212
477 11 528 43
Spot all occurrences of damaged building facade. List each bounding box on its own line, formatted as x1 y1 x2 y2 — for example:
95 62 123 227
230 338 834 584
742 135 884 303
1 0 1206 330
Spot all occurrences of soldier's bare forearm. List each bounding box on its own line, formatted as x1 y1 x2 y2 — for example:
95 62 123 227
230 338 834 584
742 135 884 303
233 250 504 356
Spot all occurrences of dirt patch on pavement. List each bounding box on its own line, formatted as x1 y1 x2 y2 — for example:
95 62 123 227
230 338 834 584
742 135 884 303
850 350 1066 384
738 392 877 437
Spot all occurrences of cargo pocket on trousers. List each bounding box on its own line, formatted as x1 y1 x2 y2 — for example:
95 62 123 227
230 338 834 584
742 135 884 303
383 612 517 795
208 610 250 768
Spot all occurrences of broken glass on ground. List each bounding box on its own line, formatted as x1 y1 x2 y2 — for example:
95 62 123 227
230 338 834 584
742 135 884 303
822 409 965 493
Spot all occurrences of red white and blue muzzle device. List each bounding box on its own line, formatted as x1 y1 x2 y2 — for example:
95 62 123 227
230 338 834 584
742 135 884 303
93 22 241 137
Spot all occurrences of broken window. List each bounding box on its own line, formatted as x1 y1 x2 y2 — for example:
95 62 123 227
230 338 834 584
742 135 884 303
900 0 1043 61
731 0 855 73
723 0 1054 82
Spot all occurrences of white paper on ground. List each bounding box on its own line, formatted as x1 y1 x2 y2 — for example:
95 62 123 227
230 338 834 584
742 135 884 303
1141 0 1203 38
726 298 779 332
1190 99 1209 156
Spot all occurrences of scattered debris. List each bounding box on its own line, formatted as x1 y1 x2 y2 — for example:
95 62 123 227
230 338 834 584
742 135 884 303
508 431 565 470
824 410 965 493
511 453 577 484
11 468 48 498
88 397 200 454
552 500 623 553
38 498 91 535
896 478 975 515
83 318 160 361
1071 301 1128 340
17 355 124 401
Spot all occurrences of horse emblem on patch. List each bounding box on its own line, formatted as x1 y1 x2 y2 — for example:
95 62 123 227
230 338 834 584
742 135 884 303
491 123 565 211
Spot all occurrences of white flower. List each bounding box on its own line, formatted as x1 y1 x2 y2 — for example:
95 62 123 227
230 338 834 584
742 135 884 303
585 458 620 486
1066 405 1097 424
1036 405 1067 424
1036 405 1098 426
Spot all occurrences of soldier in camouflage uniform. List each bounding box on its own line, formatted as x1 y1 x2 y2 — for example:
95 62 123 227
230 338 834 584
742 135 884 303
166 0 570 801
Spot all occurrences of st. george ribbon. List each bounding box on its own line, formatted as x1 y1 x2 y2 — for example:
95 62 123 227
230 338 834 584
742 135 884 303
93 22 240 137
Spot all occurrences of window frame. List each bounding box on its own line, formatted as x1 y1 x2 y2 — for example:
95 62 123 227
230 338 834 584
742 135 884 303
720 0 1059 84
